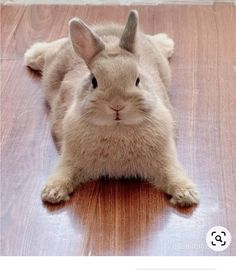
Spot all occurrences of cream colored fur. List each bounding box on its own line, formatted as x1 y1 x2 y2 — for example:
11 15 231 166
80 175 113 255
24 10 199 207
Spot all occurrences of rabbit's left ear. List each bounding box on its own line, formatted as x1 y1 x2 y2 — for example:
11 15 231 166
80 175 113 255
119 10 139 53
69 18 105 65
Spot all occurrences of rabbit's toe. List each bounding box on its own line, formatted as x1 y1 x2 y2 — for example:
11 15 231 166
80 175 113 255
169 185 199 207
41 182 71 204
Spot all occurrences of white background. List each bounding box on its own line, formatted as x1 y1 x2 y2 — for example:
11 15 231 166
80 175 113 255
1 257 236 269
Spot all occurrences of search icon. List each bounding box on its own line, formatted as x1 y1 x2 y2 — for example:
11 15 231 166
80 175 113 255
206 226 232 252
215 235 222 243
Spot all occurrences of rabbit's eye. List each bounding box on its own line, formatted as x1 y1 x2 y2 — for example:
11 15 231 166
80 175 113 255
92 76 98 89
136 77 140 86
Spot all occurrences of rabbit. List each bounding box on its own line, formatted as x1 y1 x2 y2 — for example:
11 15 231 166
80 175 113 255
24 10 199 207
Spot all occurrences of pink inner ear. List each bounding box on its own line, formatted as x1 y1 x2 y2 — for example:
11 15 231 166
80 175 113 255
77 30 95 61
70 19 105 65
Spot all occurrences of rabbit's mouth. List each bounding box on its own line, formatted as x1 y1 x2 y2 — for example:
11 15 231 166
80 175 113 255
113 110 122 121
115 115 121 121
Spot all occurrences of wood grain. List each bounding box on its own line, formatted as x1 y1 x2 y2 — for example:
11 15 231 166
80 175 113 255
1 4 236 255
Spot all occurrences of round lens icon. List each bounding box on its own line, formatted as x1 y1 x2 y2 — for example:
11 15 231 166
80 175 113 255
206 226 231 252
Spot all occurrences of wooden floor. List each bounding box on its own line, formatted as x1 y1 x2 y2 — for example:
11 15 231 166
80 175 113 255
1 4 236 256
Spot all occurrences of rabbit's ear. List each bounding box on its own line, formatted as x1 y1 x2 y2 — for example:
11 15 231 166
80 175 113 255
69 18 105 65
119 10 139 53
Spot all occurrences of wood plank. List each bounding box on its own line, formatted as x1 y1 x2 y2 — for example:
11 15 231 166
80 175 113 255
1 4 236 255
1 5 25 59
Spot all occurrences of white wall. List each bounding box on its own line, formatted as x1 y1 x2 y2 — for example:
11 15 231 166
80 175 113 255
1 0 235 5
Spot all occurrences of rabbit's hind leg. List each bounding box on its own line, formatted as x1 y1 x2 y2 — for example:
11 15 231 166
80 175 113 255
24 38 67 72
24 42 50 71
151 33 174 59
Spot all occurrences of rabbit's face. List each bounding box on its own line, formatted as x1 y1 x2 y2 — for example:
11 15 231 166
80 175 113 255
69 10 153 126
78 53 155 126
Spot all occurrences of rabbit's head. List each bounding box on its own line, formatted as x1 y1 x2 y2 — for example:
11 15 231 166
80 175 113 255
70 10 157 126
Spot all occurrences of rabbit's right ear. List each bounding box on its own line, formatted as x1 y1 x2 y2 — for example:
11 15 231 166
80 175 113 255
69 18 105 65
119 10 139 53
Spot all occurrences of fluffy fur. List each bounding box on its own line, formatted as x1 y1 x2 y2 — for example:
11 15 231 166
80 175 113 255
24 10 199 206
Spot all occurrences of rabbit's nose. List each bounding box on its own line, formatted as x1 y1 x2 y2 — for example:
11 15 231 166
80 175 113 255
110 105 125 112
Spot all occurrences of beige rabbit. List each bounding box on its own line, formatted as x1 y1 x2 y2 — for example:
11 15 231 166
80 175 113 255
24 10 199 207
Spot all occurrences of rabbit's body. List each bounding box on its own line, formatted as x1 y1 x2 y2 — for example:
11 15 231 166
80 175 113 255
25 11 199 206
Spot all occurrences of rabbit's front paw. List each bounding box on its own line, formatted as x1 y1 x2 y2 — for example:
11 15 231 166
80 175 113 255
41 181 72 204
169 184 199 207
